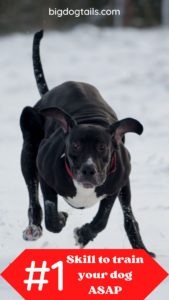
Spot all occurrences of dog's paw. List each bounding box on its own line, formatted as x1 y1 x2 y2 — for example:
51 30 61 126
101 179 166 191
45 211 68 233
147 251 156 258
74 228 85 248
23 225 42 241
56 211 68 232
74 224 97 248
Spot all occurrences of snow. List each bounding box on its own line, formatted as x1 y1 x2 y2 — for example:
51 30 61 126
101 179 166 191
0 26 169 299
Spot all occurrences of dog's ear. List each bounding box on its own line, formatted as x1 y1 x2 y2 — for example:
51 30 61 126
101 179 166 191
40 107 77 133
109 118 143 145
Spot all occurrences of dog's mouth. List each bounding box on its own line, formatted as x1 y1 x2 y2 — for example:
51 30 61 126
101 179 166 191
75 175 105 189
70 164 107 189
81 181 95 189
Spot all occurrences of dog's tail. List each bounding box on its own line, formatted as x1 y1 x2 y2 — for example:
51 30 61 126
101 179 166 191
33 30 49 97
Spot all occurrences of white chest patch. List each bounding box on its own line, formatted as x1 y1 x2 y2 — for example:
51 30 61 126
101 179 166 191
65 180 106 209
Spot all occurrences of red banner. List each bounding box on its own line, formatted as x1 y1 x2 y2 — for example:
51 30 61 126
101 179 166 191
1 249 168 300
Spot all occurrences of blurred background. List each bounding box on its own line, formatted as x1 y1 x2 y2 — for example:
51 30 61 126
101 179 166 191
0 0 169 34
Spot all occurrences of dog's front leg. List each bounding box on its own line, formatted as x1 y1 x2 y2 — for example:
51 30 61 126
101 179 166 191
119 180 155 257
40 178 68 233
74 194 117 247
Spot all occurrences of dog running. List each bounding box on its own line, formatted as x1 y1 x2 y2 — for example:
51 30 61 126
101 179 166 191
20 30 154 257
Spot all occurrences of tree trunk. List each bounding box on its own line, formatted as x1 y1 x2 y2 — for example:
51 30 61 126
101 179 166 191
162 0 169 25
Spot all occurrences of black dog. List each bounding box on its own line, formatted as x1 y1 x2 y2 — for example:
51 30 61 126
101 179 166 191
20 30 154 256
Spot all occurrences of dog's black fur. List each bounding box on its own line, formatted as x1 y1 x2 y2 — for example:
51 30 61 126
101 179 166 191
20 30 154 256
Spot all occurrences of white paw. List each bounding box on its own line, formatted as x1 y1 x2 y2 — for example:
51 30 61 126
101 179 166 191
23 225 42 241
73 228 85 249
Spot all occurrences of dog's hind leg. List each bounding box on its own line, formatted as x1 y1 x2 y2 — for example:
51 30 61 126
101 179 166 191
20 106 44 241
40 177 68 233
119 180 155 257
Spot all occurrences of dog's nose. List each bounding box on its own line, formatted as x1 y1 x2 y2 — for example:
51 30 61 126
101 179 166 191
81 164 96 178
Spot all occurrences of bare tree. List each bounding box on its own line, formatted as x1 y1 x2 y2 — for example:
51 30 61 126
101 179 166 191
114 0 125 27
162 0 169 25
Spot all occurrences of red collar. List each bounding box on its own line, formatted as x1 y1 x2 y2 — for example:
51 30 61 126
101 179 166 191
110 152 116 173
65 158 73 178
64 153 116 178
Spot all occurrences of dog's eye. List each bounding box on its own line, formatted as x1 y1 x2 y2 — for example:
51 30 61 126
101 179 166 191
72 142 81 152
97 143 106 152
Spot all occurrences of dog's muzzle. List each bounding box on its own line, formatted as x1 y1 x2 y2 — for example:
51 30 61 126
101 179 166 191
65 153 116 189
75 161 106 188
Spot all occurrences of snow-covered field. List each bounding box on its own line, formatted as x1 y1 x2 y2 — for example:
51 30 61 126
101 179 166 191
0 26 169 299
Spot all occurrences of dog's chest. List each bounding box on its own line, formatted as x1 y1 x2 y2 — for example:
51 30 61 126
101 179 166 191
64 181 106 209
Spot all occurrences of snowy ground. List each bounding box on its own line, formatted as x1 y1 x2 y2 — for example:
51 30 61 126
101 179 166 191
0 26 169 299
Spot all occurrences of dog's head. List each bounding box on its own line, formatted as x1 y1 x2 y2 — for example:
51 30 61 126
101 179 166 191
41 108 143 189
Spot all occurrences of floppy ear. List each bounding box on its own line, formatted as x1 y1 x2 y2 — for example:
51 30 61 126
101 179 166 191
40 107 77 133
110 118 143 144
